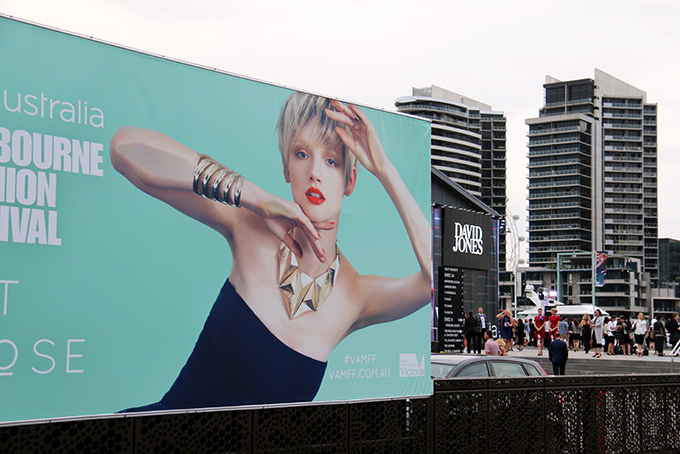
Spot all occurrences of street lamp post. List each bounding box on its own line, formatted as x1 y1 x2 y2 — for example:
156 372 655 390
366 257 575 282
505 206 524 318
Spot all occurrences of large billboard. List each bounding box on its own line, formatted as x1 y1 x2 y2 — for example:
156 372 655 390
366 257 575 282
0 17 432 424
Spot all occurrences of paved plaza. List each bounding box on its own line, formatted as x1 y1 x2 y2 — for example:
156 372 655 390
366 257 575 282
502 344 680 375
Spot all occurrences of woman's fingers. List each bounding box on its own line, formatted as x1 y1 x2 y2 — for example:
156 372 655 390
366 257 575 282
258 195 329 262
301 227 326 263
325 108 354 129
327 100 366 131
294 210 327 262
294 207 321 240
269 217 323 262
351 104 370 123
311 221 336 231
326 100 355 125
281 231 303 259
327 101 385 176
275 200 326 262
334 127 357 153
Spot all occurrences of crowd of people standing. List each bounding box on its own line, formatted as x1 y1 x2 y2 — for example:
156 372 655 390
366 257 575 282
531 310 679 358
462 307 680 359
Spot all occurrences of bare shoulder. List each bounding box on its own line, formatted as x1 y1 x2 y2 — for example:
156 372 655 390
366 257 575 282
336 252 362 295
334 253 383 315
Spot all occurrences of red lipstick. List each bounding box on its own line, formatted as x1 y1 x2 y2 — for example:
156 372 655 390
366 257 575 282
305 187 325 205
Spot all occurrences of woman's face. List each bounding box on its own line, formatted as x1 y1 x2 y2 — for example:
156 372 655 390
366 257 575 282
286 120 353 224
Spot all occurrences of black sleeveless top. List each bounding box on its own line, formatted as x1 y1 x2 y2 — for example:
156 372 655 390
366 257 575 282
123 279 327 412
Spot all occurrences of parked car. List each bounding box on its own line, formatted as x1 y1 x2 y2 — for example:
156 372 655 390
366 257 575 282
431 354 548 378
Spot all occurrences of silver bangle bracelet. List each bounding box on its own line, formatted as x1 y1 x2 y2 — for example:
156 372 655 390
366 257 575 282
192 154 244 208
193 155 211 195
209 168 230 200
220 171 237 205
231 175 245 208
199 162 219 198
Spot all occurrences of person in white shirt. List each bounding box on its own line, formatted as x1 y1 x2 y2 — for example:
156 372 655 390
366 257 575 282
632 312 649 357
606 317 618 355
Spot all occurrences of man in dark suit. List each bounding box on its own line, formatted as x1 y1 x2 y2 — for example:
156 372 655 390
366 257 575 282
653 314 666 357
548 334 569 375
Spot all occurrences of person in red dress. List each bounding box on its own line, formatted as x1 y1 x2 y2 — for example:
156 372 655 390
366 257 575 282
533 308 546 356
548 308 561 341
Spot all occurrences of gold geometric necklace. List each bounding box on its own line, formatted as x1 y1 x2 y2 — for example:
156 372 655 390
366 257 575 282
278 241 339 320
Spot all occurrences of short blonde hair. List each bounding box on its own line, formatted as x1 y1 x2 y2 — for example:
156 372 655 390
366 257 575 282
277 92 358 186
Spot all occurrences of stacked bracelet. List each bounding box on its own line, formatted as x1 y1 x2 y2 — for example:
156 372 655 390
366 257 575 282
193 155 245 208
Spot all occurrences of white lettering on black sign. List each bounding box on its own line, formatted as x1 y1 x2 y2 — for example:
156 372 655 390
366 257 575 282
451 222 483 255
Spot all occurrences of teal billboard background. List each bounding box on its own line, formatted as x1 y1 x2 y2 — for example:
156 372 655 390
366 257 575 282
0 16 432 424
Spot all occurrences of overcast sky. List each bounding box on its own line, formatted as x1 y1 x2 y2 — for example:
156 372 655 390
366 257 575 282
3 0 679 260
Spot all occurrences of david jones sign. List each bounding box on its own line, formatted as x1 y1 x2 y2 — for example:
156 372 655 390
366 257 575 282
443 208 492 270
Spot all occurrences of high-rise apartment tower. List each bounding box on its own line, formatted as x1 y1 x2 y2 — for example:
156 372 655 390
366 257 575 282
526 69 658 283
396 85 507 269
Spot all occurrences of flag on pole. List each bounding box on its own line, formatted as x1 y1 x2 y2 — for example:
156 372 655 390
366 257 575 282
595 252 608 287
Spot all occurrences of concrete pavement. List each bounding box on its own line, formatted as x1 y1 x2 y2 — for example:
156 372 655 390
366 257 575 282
499 344 680 375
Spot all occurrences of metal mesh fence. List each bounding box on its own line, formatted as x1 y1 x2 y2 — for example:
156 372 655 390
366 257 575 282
2 374 679 454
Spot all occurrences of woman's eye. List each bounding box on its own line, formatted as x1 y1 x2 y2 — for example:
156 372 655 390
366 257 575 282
326 158 337 166
295 150 308 159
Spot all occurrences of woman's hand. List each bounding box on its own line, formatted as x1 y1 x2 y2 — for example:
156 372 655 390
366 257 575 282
242 182 332 262
326 99 433 330
325 100 387 177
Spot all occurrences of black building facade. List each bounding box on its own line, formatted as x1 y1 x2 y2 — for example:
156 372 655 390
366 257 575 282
432 168 502 352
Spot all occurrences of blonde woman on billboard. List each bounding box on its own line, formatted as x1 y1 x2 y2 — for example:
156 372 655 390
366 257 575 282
110 92 431 410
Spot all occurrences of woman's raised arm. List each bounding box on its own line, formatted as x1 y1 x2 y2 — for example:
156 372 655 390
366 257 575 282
110 126 237 235
325 102 432 328
110 126 195 190
110 126 325 260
